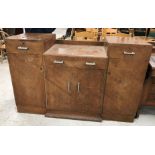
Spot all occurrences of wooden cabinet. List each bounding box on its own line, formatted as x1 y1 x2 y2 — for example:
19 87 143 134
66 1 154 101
102 36 152 122
6 36 154 122
44 44 107 121
6 33 55 114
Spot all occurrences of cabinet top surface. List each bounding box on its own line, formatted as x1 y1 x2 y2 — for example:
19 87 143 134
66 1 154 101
106 36 152 46
44 44 107 58
6 33 55 41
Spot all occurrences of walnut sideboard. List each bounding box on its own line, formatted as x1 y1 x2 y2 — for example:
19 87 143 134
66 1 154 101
6 34 153 122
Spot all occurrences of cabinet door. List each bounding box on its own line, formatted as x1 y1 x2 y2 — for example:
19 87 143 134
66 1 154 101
45 65 76 112
103 56 149 116
8 54 46 112
74 68 105 115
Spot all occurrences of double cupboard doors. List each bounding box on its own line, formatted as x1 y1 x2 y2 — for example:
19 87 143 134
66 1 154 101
45 63 105 121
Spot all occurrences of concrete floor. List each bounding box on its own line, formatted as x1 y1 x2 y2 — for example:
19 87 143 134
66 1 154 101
0 60 155 126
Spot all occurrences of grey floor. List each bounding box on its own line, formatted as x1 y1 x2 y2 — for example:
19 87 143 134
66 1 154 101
0 60 155 126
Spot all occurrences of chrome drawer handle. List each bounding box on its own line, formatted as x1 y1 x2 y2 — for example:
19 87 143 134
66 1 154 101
17 46 29 50
67 81 71 93
77 82 80 93
123 51 135 55
85 62 96 66
53 60 64 64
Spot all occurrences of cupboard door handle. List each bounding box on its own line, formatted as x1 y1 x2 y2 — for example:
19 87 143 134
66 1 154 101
17 46 29 50
85 62 96 66
77 82 80 93
123 51 135 55
53 60 64 64
67 81 71 93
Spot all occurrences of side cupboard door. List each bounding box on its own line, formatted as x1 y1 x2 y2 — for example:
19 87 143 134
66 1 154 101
8 53 46 112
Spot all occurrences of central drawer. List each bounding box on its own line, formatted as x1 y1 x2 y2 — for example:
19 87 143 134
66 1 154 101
44 55 107 69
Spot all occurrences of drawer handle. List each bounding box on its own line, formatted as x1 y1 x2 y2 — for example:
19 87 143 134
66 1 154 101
85 62 96 66
17 46 29 50
53 60 64 64
67 81 71 93
123 51 135 55
77 82 80 93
